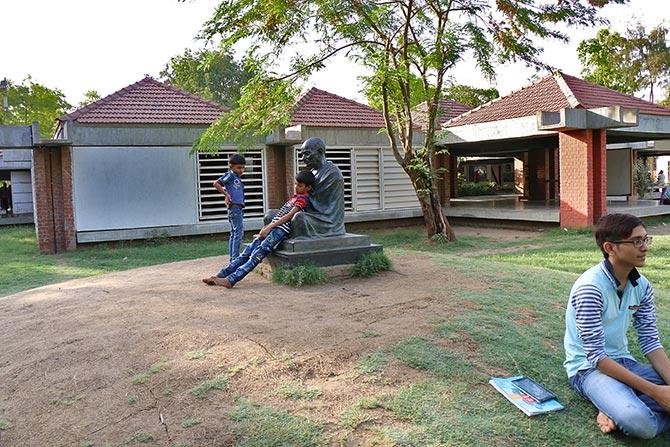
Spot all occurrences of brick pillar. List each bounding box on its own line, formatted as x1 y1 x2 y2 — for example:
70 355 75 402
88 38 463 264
32 145 76 254
284 145 296 200
265 145 289 208
443 154 458 202
558 129 607 228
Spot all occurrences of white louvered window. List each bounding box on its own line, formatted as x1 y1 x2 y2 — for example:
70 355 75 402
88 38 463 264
197 149 265 220
295 147 353 211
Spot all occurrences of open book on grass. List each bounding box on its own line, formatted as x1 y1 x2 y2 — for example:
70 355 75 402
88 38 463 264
489 376 565 416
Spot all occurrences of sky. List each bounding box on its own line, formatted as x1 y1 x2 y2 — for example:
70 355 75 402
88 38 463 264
2 0 669 108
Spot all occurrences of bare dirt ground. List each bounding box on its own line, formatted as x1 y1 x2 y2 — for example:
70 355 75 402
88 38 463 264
0 226 538 447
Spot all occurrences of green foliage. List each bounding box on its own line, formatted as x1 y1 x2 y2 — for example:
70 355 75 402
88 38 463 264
160 44 255 109
189 374 228 399
457 180 497 196
0 76 71 137
277 381 322 400
633 160 654 197
230 399 326 447
196 0 621 235
78 90 101 108
350 251 392 278
578 23 670 102
271 263 325 287
0 419 10 430
444 84 499 108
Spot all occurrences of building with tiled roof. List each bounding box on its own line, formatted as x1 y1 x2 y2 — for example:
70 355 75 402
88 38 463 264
413 99 471 130
60 76 227 126
289 87 386 128
444 72 670 128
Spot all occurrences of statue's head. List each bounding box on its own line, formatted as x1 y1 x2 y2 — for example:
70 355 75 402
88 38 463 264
300 137 326 169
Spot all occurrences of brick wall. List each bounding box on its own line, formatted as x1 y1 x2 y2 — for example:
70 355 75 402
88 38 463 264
265 145 289 209
284 145 296 200
558 129 607 228
32 145 77 254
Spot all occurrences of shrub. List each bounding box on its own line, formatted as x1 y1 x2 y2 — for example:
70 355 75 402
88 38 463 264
457 181 496 196
271 263 325 287
351 251 392 278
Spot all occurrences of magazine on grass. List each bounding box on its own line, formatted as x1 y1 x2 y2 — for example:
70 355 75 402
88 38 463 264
489 376 564 416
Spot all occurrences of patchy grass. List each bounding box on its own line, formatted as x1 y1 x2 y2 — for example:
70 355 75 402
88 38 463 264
131 431 154 443
339 406 372 429
181 418 201 428
132 361 170 385
0 419 10 430
185 349 207 360
360 329 380 338
356 349 389 375
230 399 326 447
271 263 326 287
189 374 228 399
277 381 322 400
350 250 392 278
0 225 232 297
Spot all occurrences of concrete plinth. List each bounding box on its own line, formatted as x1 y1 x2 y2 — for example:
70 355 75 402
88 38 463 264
265 233 382 268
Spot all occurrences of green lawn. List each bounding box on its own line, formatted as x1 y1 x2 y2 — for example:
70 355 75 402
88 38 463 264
0 225 231 297
4 221 670 445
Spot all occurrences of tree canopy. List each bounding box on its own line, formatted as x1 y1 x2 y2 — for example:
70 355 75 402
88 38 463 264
0 77 71 138
78 90 102 109
194 0 626 238
160 45 255 109
444 84 499 108
578 23 670 102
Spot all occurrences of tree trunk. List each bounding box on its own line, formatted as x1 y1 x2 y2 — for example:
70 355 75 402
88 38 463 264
407 169 456 241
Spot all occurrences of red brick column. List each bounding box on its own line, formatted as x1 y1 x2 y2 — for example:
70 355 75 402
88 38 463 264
32 145 76 254
284 145 296 200
558 129 607 228
265 145 289 208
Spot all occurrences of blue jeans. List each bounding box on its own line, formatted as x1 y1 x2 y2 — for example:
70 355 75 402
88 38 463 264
216 227 288 286
227 208 244 261
570 357 670 439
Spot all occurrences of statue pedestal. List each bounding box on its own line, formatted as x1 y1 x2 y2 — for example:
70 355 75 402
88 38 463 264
257 233 382 279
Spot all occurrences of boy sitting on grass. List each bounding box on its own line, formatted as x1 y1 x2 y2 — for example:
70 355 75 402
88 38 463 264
565 213 670 439
202 170 315 288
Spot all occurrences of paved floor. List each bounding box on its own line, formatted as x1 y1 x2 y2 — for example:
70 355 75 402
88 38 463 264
444 195 670 223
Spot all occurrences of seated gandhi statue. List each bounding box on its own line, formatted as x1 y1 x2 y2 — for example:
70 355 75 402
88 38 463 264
265 137 346 239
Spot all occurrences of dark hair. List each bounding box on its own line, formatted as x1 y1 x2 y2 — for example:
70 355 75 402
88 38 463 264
295 170 315 186
595 213 644 258
229 153 246 165
660 170 665 174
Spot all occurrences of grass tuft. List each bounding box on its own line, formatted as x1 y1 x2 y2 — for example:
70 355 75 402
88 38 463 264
339 407 372 429
230 399 326 447
350 251 392 278
132 432 154 443
132 360 170 385
277 381 322 400
356 349 389 374
271 263 326 287
190 374 228 399
181 418 201 428
0 419 10 430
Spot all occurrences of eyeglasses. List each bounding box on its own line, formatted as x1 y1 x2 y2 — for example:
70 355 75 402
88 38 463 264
611 236 653 248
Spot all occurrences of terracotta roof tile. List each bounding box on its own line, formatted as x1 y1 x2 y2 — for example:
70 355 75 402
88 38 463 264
413 99 471 129
61 77 228 125
444 72 670 128
289 87 386 128
560 72 670 116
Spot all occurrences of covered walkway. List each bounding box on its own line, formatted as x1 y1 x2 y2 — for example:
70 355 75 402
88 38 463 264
437 72 670 228
443 195 670 223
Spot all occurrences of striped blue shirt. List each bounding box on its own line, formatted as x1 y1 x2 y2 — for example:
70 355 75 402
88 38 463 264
564 259 662 377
